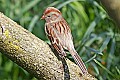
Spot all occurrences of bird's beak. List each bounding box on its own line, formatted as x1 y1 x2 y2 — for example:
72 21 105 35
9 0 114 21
41 15 45 19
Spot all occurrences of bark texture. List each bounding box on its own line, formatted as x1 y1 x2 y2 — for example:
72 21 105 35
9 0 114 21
101 0 120 28
0 12 96 80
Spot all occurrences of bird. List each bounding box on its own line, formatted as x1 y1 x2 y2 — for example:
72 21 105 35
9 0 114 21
41 7 88 75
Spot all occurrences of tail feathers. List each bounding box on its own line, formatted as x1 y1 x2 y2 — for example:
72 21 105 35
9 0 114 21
70 49 88 74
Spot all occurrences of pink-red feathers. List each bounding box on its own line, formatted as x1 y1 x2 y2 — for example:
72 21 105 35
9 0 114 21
41 7 88 75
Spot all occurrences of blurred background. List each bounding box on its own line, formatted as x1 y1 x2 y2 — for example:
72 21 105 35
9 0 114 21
0 0 120 80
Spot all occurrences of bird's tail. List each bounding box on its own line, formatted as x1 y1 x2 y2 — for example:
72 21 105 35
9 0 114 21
69 48 88 75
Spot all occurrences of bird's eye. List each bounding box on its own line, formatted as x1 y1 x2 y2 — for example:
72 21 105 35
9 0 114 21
47 16 50 18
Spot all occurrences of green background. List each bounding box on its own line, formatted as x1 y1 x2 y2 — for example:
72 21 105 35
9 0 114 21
0 0 120 80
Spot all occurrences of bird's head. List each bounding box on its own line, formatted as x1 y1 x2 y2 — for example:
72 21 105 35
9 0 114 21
41 7 62 23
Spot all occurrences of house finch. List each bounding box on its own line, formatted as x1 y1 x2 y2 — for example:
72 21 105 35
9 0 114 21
41 7 88 75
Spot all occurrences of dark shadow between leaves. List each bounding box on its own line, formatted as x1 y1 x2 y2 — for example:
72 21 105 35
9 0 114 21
48 44 70 80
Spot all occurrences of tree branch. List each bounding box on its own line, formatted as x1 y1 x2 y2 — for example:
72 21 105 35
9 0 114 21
0 12 96 80
101 0 120 29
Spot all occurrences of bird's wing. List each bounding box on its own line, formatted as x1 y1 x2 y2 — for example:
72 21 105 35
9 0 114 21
45 23 66 57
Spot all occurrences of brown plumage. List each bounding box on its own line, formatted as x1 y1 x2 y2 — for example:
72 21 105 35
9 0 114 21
41 7 88 75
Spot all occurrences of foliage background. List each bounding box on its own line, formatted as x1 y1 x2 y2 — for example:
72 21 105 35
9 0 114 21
0 0 120 80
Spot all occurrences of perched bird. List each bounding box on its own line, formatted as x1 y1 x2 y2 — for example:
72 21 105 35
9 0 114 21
41 7 88 75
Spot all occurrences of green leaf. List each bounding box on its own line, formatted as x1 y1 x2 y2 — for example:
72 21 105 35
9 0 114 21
85 46 103 55
0 53 2 66
99 36 111 52
4 60 13 72
57 0 85 9
81 12 106 44
94 59 114 77
85 54 96 63
21 0 41 14
28 15 39 32
116 66 120 75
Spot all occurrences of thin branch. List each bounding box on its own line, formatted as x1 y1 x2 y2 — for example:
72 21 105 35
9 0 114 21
101 0 120 29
